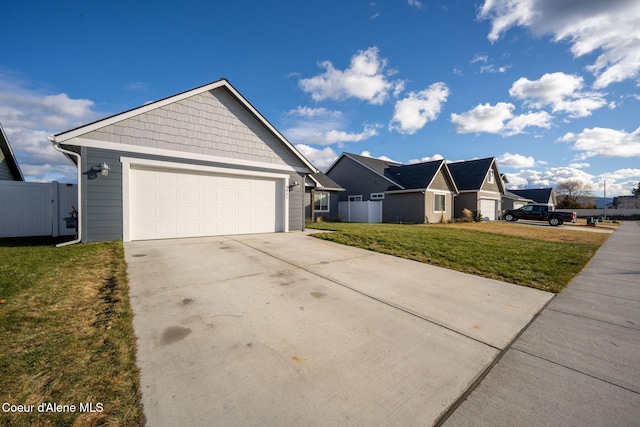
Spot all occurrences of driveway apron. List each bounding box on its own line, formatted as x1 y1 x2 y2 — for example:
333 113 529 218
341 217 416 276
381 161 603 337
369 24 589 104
125 232 552 426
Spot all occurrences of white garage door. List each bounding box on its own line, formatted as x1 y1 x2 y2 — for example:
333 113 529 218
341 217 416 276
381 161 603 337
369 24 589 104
479 199 498 221
129 166 283 240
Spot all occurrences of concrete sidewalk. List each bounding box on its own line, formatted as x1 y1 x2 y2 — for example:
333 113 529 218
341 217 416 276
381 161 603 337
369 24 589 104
444 221 640 427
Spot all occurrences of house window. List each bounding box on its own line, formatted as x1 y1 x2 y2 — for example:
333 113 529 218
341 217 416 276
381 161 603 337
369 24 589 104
314 192 330 212
488 169 495 184
370 192 385 200
434 193 446 212
348 195 363 202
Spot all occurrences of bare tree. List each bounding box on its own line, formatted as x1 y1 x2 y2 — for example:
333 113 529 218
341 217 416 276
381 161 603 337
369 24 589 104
556 179 595 208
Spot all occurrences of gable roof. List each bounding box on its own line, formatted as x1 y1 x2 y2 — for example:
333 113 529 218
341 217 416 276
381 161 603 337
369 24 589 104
307 172 345 191
325 152 403 188
385 160 445 190
509 188 556 204
447 157 499 192
503 191 533 202
0 123 25 181
51 78 317 173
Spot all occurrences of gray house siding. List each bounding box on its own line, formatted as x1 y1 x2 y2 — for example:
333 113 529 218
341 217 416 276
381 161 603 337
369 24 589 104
425 191 454 223
0 156 13 180
81 88 302 169
430 169 452 191
78 147 306 243
327 156 394 201
453 192 476 219
304 190 340 221
383 192 426 224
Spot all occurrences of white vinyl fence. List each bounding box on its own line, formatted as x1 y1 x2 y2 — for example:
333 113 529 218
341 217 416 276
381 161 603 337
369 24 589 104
338 201 383 223
0 181 78 238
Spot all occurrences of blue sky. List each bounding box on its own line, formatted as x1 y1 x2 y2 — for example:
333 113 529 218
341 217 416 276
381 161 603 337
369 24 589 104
1 0 639 196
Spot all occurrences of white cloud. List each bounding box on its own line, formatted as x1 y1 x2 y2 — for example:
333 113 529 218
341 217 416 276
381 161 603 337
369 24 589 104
389 82 449 134
408 0 423 9
560 126 640 159
408 154 445 164
568 162 590 169
497 152 536 168
294 144 338 171
298 47 402 105
480 64 510 74
359 151 399 163
509 72 607 118
450 102 552 136
471 54 489 64
479 0 640 88
286 106 342 119
0 74 102 182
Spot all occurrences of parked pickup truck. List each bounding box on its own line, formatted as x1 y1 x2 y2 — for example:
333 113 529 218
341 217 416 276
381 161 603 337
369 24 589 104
502 204 576 226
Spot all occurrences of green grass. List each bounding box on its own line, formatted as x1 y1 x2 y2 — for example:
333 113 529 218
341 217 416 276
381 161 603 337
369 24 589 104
0 237 145 426
306 222 606 293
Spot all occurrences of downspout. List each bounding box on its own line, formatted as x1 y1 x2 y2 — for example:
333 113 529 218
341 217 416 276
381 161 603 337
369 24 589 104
49 136 82 247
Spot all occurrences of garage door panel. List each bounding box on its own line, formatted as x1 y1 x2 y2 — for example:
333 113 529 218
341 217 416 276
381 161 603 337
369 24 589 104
480 199 498 221
130 166 283 241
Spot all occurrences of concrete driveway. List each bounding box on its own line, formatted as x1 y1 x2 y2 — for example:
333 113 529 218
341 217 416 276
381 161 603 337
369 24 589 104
125 231 553 426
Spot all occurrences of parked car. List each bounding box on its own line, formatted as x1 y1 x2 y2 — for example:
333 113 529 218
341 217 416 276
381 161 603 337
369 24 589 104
502 204 576 226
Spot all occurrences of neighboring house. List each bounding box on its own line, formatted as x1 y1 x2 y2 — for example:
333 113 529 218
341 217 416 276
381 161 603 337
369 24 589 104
325 152 458 223
448 157 505 221
0 123 25 181
383 160 458 223
325 152 401 202
509 188 557 206
502 191 533 210
305 172 344 221
49 79 316 243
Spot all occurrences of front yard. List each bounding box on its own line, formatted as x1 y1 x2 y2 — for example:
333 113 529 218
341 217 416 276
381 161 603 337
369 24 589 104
306 222 610 293
0 238 145 426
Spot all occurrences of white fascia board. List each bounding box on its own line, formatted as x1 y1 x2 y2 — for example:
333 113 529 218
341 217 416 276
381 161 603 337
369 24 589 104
52 79 317 174
72 137 309 173
427 162 459 194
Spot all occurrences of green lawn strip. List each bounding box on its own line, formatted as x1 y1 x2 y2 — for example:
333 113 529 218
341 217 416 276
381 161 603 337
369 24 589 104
306 223 599 293
0 238 145 426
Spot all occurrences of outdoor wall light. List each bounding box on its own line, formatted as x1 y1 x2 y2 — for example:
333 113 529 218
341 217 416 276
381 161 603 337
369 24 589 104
288 180 300 190
99 162 110 176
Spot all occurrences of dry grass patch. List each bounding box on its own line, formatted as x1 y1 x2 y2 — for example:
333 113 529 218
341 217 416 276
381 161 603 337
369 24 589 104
430 221 610 245
0 238 144 426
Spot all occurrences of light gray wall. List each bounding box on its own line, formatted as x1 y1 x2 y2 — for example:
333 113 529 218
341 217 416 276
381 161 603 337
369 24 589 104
327 156 394 202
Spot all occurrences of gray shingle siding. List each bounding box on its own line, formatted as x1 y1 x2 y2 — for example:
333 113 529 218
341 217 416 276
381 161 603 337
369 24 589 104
81 88 303 169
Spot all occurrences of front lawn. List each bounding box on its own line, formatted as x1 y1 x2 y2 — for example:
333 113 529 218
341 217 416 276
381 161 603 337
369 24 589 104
306 222 609 293
0 238 145 426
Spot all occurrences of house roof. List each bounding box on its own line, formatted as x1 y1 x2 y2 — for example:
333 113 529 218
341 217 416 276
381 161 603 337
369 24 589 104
0 123 25 181
325 152 403 188
509 188 555 204
447 157 498 192
503 191 532 202
307 172 345 191
51 78 317 173
384 160 446 190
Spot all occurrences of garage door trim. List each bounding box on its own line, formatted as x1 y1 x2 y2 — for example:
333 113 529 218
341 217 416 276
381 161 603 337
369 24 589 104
121 157 290 242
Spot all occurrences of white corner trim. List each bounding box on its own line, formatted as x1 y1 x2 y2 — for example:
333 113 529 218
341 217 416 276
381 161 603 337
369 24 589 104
70 137 309 173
